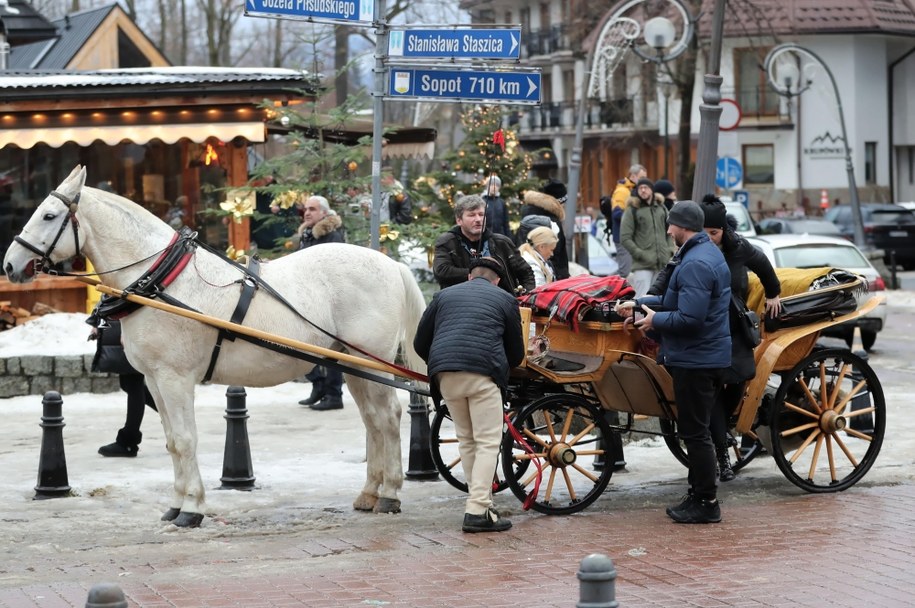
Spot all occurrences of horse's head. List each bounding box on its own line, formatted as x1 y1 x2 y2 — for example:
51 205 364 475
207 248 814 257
4 165 87 283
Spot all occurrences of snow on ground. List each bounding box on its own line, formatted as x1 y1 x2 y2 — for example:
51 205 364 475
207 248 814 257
0 312 94 357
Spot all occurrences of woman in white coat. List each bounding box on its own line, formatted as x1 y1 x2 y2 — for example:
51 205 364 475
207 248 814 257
518 226 559 288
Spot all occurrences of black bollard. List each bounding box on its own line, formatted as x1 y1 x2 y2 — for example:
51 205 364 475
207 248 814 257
220 386 256 490
577 553 618 608
405 389 439 480
34 391 71 500
85 583 127 608
890 250 898 289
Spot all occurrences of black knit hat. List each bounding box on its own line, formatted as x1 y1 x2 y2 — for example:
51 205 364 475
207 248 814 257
635 178 654 191
540 179 567 202
701 199 729 229
654 179 675 198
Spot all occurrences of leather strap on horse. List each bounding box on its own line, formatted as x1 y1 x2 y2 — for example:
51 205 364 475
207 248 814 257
203 256 260 383
95 227 198 320
14 191 81 269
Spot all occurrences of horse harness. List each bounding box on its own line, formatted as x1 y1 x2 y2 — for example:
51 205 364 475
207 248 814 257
14 191 82 270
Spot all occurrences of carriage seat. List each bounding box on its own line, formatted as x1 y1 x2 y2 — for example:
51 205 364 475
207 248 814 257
747 267 863 332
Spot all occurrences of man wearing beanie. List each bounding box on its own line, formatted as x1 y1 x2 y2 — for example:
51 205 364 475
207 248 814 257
617 199 731 524
620 178 675 297
602 164 647 278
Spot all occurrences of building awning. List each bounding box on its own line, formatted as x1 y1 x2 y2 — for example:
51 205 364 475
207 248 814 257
0 121 267 150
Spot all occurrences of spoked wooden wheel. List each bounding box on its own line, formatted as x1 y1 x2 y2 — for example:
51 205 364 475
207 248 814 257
430 406 519 494
770 348 885 492
501 394 613 515
659 418 764 473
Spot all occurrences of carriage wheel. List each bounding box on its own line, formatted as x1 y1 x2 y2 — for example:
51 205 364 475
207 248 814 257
770 348 885 493
430 406 520 494
659 418 764 473
501 394 613 515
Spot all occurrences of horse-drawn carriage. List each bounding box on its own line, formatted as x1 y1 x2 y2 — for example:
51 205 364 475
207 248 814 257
430 270 885 515
2 165 886 526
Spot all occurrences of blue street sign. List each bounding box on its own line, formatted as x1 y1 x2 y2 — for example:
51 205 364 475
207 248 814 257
733 189 749 207
715 157 743 189
245 0 374 24
388 28 522 60
387 68 541 104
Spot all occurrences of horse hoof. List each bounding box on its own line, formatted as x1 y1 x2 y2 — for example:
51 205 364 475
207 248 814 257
173 511 204 528
373 497 401 514
161 507 181 522
353 493 378 511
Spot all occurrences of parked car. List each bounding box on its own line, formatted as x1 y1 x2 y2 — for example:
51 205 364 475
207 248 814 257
746 234 886 351
824 203 915 269
722 200 757 237
758 217 842 237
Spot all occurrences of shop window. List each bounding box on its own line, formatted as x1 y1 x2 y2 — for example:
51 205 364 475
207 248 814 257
864 141 877 185
734 48 778 117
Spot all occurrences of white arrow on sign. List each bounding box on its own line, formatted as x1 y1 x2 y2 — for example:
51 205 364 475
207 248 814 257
526 77 538 97
510 33 519 56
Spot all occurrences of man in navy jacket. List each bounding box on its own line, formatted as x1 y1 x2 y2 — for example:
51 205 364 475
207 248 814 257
618 200 731 524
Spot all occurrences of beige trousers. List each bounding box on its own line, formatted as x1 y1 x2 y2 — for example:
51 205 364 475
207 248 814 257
437 371 504 516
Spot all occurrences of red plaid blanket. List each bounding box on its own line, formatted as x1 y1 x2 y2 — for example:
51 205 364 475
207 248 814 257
518 275 635 331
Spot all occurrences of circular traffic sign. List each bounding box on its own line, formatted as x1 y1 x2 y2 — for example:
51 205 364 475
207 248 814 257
719 99 742 131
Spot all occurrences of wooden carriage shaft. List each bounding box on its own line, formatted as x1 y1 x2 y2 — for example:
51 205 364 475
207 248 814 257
76 277 415 380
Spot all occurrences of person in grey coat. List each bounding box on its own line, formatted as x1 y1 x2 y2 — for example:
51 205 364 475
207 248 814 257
414 257 525 533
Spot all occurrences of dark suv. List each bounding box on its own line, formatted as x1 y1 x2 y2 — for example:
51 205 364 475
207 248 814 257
824 203 915 269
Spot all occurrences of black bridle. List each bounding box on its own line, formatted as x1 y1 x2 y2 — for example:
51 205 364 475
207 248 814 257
14 190 82 271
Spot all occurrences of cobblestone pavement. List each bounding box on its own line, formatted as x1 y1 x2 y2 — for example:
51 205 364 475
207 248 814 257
2 481 914 607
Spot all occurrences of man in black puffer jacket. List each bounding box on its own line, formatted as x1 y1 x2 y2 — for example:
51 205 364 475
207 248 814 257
415 257 525 534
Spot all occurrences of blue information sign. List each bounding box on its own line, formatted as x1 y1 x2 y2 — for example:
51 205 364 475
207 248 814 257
388 68 541 104
245 0 374 24
732 189 749 207
388 29 522 60
715 157 743 189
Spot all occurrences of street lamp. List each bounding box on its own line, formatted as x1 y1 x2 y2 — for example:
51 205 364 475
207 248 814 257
565 0 693 263
763 43 866 248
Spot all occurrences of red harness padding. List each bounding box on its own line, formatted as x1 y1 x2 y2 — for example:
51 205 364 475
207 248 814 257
517 275 635 331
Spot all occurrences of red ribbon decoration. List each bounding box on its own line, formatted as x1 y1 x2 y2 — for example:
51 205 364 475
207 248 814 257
492 129 505 152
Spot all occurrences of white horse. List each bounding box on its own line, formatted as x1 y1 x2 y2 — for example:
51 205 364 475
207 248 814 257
3 166 427 527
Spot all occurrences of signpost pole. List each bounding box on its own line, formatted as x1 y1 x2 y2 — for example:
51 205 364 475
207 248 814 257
370 0 387 251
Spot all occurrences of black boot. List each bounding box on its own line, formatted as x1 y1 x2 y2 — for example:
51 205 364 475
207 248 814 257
298 382 325 406
310 394 343 411
717 446 736 482
99 428 141 457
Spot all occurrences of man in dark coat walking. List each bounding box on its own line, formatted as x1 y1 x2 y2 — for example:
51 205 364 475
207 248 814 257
414 257 525 533
297 195 346 410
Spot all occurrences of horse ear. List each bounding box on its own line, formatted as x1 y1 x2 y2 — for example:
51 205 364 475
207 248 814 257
62 165 82 184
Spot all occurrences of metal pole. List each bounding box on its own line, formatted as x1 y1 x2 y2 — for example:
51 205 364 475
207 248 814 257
565 79 589 265
663 88 670 178
370 0 388 251
691 0 726 201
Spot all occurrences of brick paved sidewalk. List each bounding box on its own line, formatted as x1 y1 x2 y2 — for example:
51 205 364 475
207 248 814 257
2 483 914 608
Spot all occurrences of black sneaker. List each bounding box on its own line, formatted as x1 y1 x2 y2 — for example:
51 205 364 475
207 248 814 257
462 509 512 533
309 395 343 411
98 442 138 458
665 491 694 517
667 497 721 524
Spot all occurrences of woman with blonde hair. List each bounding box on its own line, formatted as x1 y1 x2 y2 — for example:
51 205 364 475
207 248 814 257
519 226 559 287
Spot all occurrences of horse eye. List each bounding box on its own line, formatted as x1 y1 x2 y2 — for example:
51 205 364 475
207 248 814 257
43 213 57 221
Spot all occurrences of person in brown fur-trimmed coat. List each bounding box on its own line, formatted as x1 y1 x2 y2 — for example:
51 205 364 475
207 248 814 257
296 195 346 410
518 179 570 280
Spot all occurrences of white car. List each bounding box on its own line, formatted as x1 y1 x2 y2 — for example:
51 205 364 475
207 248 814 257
746 234 886 351
722 200 758 237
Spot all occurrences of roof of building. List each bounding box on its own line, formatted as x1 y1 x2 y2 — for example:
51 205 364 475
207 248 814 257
0 1 57 45
0 67 315 102
7 3 159 69
698 0 915 37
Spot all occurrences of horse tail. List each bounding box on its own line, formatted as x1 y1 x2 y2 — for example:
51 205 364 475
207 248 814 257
397 262 428 384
